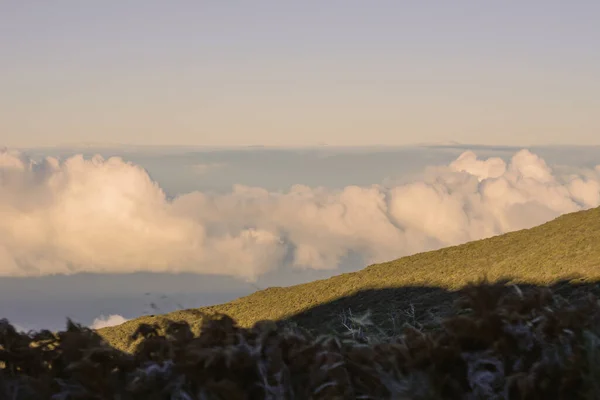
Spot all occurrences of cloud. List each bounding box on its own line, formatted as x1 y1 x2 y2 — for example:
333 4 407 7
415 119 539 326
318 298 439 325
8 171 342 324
448 150 507 181
1 148 599 280
11 323 29 333
90 314 128 329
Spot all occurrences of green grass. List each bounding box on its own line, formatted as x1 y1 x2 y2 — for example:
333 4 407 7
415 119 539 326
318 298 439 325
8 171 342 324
98 206 600 352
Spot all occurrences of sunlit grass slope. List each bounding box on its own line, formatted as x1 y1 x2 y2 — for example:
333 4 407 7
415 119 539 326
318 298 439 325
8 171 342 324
99 206 600 352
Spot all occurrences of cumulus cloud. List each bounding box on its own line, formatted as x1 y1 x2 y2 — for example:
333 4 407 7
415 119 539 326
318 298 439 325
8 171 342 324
1 147 599 280
90 314 128 329
11 323 29 333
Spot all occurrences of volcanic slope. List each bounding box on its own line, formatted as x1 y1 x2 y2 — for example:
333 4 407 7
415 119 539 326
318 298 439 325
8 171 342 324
98 206 600 352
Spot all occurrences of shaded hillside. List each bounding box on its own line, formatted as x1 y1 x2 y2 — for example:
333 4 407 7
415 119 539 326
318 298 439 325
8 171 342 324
5 281 600 399
99 206 600 352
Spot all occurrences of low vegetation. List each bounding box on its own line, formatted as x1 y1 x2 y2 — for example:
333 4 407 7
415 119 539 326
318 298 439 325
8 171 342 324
3 281 600 398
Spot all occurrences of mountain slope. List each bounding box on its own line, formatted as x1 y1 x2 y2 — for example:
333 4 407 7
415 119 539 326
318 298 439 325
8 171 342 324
99 206 600 351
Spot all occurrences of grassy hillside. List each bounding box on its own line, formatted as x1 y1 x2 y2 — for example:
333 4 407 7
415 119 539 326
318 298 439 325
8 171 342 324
6 282 600 399
99 206 600 352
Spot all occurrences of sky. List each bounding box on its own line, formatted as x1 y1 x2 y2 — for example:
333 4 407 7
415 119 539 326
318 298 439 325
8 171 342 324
1 1 599 147
1 2 600 332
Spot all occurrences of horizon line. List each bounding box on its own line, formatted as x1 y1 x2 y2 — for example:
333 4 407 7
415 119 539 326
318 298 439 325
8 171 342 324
7 142 600 151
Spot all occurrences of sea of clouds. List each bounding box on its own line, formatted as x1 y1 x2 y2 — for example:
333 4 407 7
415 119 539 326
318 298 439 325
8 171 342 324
1 147 600 284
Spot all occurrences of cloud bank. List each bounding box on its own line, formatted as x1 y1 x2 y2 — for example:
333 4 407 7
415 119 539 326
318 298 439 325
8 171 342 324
1 147 600 280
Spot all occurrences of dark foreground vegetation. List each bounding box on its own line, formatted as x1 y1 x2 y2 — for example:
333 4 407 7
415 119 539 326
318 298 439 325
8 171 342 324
3 280 600 399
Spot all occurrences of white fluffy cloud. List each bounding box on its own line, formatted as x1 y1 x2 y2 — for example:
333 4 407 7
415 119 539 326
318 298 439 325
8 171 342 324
90 314 128 329
1 147 599 280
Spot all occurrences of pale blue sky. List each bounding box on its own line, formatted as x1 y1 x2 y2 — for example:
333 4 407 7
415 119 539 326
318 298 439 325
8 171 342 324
1 1 599 147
